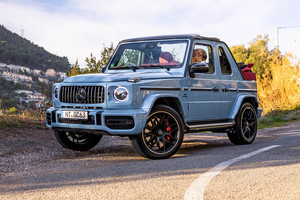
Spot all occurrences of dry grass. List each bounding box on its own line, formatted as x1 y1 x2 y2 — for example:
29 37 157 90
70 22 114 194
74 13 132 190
257 55 300 114
0 109 46 133
0 109 45 120
258 106 300 129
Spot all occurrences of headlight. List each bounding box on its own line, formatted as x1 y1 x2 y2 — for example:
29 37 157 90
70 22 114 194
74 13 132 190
114 86 128 102
53 86 59 101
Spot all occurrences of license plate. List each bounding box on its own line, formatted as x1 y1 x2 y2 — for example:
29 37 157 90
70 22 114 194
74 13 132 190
62 111 88 120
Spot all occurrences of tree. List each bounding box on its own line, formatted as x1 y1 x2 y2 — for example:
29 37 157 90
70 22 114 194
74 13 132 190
245 35 271 79
230 45 249 63
230 34 300 113
84 42 115 73
67 43 115 76
66 60 82 76
230 35 273 79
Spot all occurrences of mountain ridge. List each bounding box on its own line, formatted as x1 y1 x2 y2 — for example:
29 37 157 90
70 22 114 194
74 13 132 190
0 25 70 72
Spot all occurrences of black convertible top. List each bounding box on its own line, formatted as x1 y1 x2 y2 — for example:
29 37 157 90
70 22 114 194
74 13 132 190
121 34 220 43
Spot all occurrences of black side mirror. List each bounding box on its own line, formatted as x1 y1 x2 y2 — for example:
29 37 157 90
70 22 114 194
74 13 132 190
101 66 107 73
190 63 209 75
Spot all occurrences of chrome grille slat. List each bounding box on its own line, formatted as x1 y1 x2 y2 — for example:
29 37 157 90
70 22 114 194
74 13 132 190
70 86 73 103
72 86 76 103
86 86 90 103
60 86 104 104
64 86 67 102
64 87 66 102
61 87 64 102
97 87 100 103
66 87 68 103
68 87 70 103
89 86 91 103
75 86 78 103
90 87 93 101
94 86 97 103
101 86 104 102
72 87 76 103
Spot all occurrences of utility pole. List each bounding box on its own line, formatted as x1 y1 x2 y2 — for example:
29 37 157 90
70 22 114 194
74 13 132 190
276 25 300 50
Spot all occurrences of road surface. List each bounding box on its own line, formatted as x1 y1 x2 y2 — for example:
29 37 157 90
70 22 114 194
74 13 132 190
0 122 299 200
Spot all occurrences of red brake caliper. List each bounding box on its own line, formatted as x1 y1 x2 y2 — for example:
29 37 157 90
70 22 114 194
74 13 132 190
165 120 171 141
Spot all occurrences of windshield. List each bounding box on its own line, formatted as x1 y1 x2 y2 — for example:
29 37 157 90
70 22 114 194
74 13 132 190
108 40 188 70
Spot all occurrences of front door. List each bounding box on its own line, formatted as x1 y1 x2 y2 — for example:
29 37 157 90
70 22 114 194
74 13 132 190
187 43 221 122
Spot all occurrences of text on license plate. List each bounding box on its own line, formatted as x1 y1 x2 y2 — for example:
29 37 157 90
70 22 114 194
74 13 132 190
62 111 88 120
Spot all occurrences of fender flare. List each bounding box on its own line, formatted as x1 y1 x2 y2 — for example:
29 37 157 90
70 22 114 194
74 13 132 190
141 93 185 119
229 94 260 120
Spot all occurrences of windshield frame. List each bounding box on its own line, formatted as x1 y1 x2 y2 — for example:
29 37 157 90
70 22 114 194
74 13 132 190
107 39 190 71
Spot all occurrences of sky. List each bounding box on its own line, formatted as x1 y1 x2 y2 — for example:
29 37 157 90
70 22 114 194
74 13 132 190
0 0 300 66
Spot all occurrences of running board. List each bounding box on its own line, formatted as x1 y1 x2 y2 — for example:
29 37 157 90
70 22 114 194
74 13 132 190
186 122 235 131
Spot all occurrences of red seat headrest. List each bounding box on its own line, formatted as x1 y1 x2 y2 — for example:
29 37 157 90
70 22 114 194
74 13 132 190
160 52 173 63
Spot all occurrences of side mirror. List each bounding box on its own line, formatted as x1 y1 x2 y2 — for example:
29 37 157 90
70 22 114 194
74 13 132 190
190 63 209 75
101 66 107 73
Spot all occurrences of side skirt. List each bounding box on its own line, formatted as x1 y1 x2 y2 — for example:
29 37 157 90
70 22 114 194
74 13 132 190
185 120 235 133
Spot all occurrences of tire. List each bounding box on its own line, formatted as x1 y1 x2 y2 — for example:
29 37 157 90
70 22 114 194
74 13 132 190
130 105 184 159
227 103 258 145
54 131 102 151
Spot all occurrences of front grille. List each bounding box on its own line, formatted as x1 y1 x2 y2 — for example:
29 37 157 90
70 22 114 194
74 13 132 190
60 86 104 104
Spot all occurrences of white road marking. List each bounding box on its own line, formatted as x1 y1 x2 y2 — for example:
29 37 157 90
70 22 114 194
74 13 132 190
184 145 281 200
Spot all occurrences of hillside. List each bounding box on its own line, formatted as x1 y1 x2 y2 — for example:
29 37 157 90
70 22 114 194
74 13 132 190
0 25 70 72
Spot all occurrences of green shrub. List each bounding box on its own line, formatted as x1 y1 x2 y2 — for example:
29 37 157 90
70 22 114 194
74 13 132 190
9 107 16 114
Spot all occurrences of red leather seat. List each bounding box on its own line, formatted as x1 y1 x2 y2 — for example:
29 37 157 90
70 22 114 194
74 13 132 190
159 52 173 63
242 66 256 80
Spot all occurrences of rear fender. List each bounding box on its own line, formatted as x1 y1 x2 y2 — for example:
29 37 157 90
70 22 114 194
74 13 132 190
229 94 260 120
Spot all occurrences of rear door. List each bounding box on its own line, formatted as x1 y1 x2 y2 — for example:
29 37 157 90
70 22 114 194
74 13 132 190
217 44 239 119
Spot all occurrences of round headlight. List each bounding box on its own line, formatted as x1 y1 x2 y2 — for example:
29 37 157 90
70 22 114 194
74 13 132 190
114 86 128 102
53 86 59 101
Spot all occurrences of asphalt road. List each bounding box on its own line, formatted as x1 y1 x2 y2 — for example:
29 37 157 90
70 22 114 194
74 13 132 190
1 122 299 200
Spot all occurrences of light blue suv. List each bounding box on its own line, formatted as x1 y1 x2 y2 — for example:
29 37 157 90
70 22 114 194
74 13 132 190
46 34 262 159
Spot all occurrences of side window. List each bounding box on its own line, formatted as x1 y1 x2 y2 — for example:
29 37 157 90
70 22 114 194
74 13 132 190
218 47 232 75
191 44 214 74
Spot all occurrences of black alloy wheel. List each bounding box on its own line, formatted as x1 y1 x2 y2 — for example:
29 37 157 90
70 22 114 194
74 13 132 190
227 103 257 145
131 105 184 159
240 106 257 141
55 131 102 151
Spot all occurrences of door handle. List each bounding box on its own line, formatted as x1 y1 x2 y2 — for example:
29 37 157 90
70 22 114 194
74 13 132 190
222 87 230 92
212 87 219 92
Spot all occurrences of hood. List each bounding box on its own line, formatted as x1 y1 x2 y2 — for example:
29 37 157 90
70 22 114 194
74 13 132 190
63 71 183 83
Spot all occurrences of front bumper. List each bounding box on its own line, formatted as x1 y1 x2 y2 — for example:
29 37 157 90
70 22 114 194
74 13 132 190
46 107 148 136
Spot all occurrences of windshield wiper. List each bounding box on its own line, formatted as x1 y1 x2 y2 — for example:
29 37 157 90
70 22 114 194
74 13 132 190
127 66 140 72
143 64 170 71
111 66 140 72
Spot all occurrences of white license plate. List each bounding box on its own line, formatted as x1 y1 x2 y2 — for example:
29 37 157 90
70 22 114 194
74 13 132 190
62 111 88 120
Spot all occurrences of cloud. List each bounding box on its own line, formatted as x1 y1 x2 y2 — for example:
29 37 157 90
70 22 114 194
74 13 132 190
0 0 299 66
